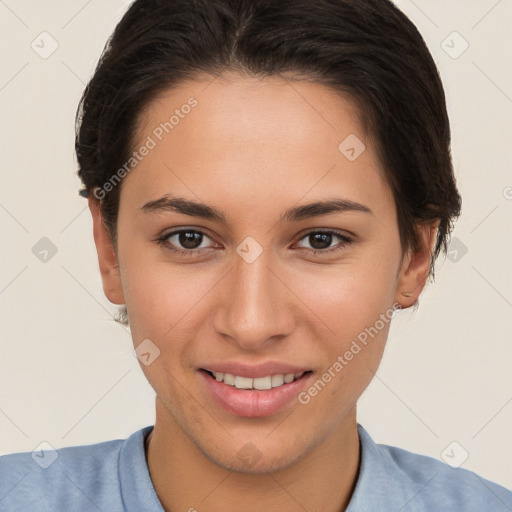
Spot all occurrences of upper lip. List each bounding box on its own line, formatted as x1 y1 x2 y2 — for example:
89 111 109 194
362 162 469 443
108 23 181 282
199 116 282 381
200 362 311 379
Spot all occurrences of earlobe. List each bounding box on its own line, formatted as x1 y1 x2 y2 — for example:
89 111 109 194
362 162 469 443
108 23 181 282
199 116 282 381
394 222 439 309
88 195 125 305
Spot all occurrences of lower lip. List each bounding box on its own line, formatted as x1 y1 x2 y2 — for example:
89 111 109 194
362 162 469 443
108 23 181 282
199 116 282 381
199 370 313 418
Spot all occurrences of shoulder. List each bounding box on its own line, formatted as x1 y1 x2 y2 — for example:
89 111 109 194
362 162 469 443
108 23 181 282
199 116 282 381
350 425 512 512
384 443 512 510
0 428 148 512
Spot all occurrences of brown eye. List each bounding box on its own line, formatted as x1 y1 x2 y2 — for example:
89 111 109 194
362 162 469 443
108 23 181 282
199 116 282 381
308 232 334 250
296 230 353 255
157 229 218 257
175 230 204 249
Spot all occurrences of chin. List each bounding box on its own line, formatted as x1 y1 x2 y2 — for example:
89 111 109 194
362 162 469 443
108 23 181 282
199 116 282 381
209 448 301 475
194 432 311 475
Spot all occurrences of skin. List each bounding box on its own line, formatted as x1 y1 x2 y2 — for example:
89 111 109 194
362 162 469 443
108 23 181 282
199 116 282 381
88 71 437 512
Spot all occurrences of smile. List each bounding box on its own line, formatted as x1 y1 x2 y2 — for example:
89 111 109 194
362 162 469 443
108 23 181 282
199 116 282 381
205 370 308 390
199 369 314 417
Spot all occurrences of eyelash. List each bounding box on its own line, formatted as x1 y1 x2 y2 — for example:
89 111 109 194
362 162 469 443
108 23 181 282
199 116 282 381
155 229 354 258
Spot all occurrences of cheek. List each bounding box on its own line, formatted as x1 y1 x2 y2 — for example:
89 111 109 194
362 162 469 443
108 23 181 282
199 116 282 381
119 244 218 368
287 238 401 405
291 249 400 342
119 234 188 322
296 274 394 419
120 256 209 396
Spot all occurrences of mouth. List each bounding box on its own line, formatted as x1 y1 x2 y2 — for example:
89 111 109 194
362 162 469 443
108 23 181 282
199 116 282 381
198 368 314 417
201 369 312 390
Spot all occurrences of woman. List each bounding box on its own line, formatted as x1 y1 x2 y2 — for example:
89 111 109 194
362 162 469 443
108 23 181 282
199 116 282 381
1 0 511 510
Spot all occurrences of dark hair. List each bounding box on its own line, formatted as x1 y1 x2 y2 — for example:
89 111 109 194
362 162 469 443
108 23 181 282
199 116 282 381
76 0 461 326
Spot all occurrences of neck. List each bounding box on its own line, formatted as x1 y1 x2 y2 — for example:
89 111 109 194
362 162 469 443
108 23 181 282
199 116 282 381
146 399 360 512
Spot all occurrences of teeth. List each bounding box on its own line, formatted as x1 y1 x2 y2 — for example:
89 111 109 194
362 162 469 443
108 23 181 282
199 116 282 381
223 373 235 386
211 371 305 390
271 374 284 387
253 376 272 390
234 376 253 389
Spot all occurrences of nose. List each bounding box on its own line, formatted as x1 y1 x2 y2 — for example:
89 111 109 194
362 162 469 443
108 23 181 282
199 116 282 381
212 247 295 352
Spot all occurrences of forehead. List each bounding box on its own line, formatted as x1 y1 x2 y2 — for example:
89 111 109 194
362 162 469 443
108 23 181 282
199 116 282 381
137 71 367 148
122 72 389 217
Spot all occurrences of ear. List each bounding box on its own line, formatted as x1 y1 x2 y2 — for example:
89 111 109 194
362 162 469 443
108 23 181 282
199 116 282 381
394 222 439 309
88 195 125 305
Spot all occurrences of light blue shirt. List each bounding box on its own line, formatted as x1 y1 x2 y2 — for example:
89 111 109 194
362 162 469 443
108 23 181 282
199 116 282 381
1 424 511 511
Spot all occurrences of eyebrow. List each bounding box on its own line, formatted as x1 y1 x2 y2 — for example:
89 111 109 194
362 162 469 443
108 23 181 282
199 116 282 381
141 195 372 223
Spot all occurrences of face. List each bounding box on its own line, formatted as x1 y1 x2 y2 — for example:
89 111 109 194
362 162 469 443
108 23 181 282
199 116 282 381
91 72 433 474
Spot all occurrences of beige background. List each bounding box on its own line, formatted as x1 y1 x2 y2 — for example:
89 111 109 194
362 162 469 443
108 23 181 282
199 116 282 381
0 0 511 490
